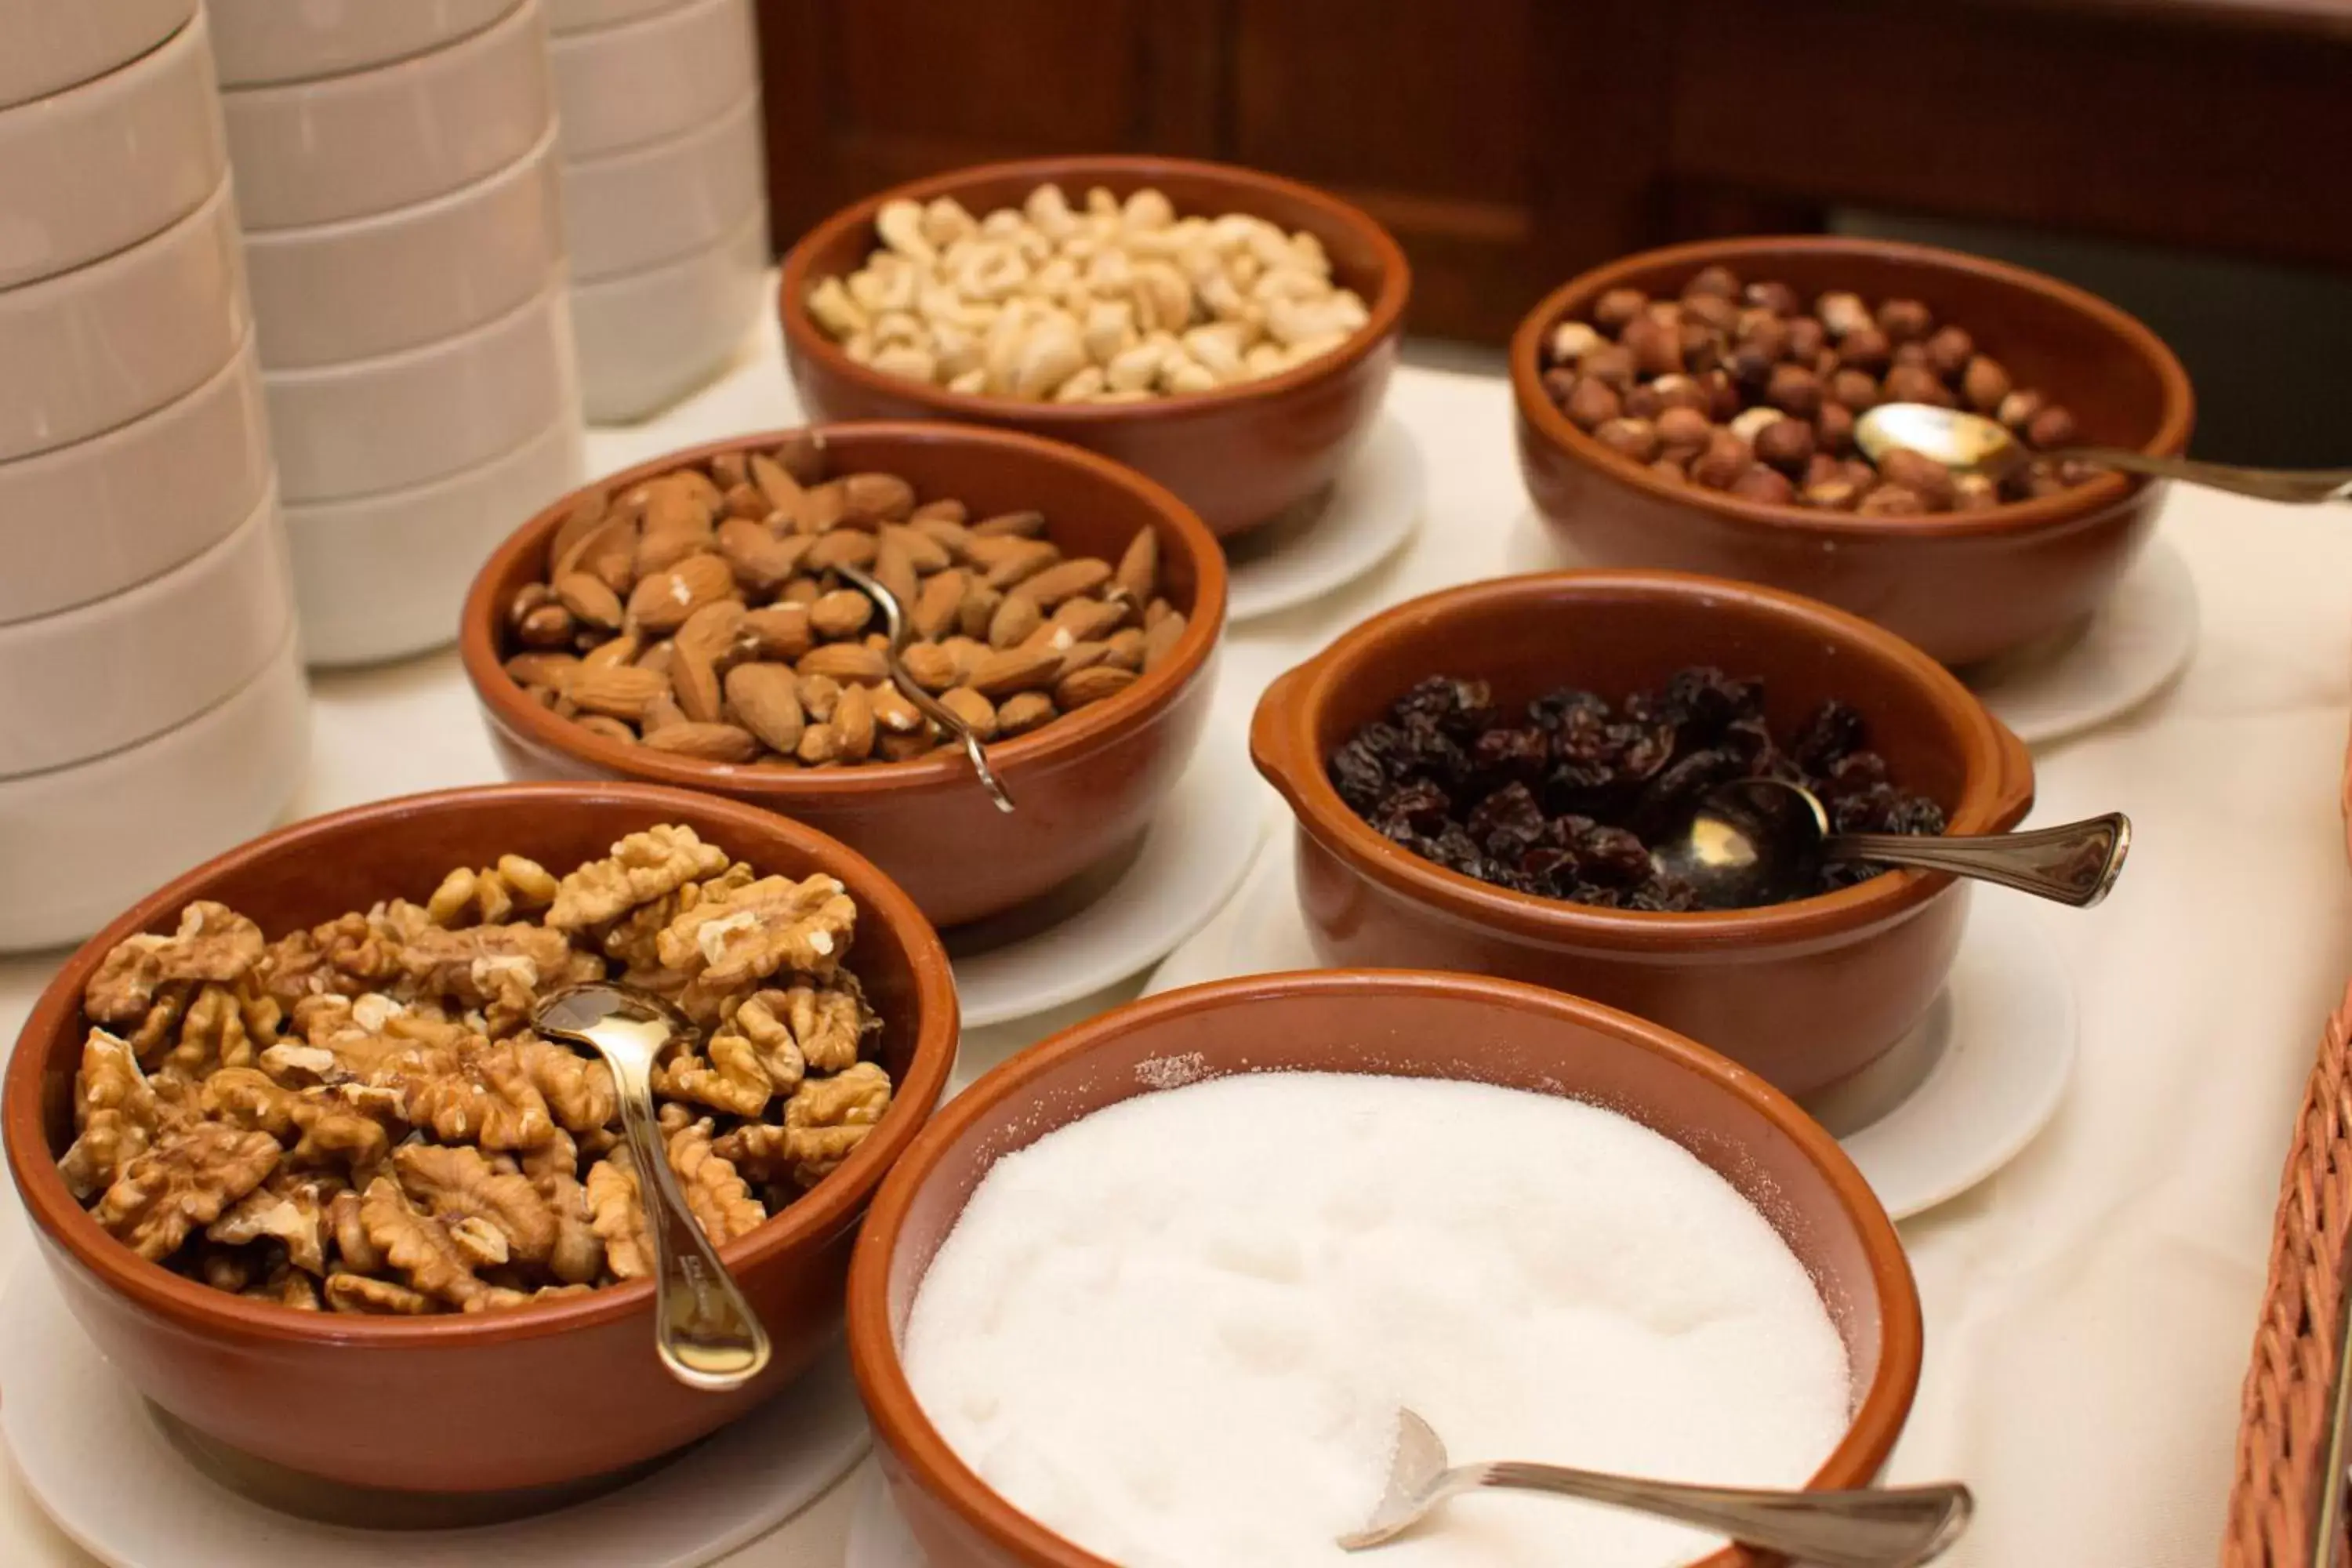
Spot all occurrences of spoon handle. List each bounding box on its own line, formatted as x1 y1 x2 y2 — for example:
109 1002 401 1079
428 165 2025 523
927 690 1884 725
1473 1464 1971 1568
1828 811 2129 907
607 1052 773 1390
2058 448 2352 506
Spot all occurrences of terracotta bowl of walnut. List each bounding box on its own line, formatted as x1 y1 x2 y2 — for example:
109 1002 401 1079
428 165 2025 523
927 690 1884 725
1 783 958 1493
777 154 1410 537
1511 237 2194 666
459 421 1226 929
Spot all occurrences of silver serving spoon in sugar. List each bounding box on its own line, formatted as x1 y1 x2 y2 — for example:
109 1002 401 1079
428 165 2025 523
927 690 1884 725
1340 1407 1970 1566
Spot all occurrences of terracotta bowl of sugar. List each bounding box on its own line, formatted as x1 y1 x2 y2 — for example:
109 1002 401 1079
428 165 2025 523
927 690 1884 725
848 970 1923 1568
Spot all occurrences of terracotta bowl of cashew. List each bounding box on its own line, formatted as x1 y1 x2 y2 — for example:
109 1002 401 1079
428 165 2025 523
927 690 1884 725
1 782 959 1493
778 154 1411 537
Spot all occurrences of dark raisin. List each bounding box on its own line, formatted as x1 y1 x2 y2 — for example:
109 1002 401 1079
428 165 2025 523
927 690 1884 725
1792 700 1865 771
1370 781 1453 842
1468 782 1548 858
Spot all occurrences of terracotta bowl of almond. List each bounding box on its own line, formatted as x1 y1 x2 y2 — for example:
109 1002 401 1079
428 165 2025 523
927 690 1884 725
1 782 960 1493
459 421 1227 929
1511 236 2194 666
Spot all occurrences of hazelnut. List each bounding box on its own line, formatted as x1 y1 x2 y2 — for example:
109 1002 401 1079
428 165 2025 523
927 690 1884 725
1592 288 1648 333
1620 314 1684 376
1876 298 1934 342
1623 383 1664 419
1684 264 1742 300
1744 279 1801 317
2020 459 2071 499
1962 354 2012 414
1548 320 1603 365
1701 370 1742 421
1564 375 1623 430
1730 463 1796 505
1581 343 1637 390
1654 406 1714 452
1830 368 1881 412
1679 321 1727 375
1835 325 1892 373
1995 388 2046 430
1692 430 1753 489
1593 416 1661 463
1681 293 1742 334
1541 367 1578 406
1816 292 1872 339
1840 458 1880 492
2026 404 2079 449
1881 364 1953 407
1650 374 1711 415
1650 456 1690 485
1952 473 2001 510
1925 325 1974 379
1804 452 1843 488
1753 416 1816 474
1815 401 1856 452
1728 405 1787 444
1857 485 1926 516
1645 299 1686 328
1730 339 1782 390
1785 316 1828 361
1764 363 1824 419
1891 340 1931 368
1804 479 1862 510
1813 347 1842 380
1876 447 1958 509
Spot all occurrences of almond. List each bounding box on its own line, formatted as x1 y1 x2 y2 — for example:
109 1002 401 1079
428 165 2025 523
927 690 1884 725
987 590 1042 649
636 640 674 679
1047 595 1129 643
569 665 669 720
724 663 804 753
581 629 641 672
750 451 804 514
833 683 877 760
911 515 973 559
840 472 916 524
881 523 951 575
740 604 812 661
971 509 1047 539
1056 665 1136 710
982 539 1061 591
553 572 624 630
797 673 841 721
673 599 746 670
1145 597 1174 629
644 473 717 535
575 713 637 746
938 636 986 681
796 721 844 765
996 691 1058 736
911 569 965 640
1020 558 1112 608
956 580 1000 641
644 690 687 733
967 644 1063 698
809 587 875 641
938 687 998 739
635 525 708 579
1115 528 1159 603
1142 609 1188 671
778 575 822 606
798 642 890 684
1055 640 1111 679
879 730 937 761
807 530 879 572
869 680 925 733
900 641 960 692
771 431 827 485
792 480 848 535
710 451 750 489
722 481 768 521
627 553 735 633
503 652 579 691
1105 627 1146 671
909 497 968 526
644 721 759 764
554 513 637 594
672 648 724 724
547 488 610 568
873 532 920 610
717 517 810 592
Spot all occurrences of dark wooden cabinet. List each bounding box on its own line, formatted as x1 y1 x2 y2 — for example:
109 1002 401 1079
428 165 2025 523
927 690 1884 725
756 0 2352 344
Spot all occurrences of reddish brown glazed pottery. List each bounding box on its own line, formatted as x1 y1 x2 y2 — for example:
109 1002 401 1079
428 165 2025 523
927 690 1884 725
1249 569 2035 1097
2 783 960 1492
458 423 1227 929
1511 236 2194 666
847 970 1924 1568
777 154 1410 537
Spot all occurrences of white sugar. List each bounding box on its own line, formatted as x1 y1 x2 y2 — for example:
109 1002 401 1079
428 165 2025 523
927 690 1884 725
902 1072 1850 1567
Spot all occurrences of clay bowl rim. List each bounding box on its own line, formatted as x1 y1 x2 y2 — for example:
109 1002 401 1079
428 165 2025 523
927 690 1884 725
775 151 1413 425
2 781 962 1349
1509 233 2195 539
1250 568 2034 953
845 967 1925 1568
457 420 1229 799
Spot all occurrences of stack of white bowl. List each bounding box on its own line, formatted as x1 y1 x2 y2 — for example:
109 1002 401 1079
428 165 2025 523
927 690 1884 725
548 0 771 421
0 2 309 953
212 0 586 667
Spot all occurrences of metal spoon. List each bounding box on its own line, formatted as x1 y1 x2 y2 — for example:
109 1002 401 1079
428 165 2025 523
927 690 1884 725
1651 777 2129 910
1856 402 2352 506
1340 1408 1971 1566
833 560 1015 813
532 982 771 1391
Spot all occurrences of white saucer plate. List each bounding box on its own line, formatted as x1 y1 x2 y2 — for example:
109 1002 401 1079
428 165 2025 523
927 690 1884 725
0 1262 869 1568
1144 844 2076 1221
1502 514 2198 748
947 731 1264 1029
844 1465 921 1568
1220 416 1423 623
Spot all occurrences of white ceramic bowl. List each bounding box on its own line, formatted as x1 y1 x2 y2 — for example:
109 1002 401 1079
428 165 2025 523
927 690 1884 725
264 274 581 502
0 332 270 626
209 0 519 88
220 0 551 230
0 0 191 112
0 10 223 290
287 416 585 667
574 204 768 421
563 88 763 281
0 484 292 778
0 174 246 464
245 122 564 369
0 628 309 953
544 0 691 34
549 0 757 159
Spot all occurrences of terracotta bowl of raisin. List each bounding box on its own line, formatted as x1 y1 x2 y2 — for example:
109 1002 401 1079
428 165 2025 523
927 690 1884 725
1250 568 2034 1097
1510 236 2194 666
2 782 959 1493
459 420 1226 929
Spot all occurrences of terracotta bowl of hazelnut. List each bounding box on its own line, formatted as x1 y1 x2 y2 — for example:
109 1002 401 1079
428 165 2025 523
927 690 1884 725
1 782 960 1493
1511 237 2194 666
1250 568 2034 1097
776 154 1410 538
459 421 1226 930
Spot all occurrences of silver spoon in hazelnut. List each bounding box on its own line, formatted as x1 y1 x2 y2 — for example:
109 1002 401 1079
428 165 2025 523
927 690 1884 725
1857 403 2351 506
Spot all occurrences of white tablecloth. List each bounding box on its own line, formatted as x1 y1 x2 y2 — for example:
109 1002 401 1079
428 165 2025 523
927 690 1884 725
3 310 2347 1566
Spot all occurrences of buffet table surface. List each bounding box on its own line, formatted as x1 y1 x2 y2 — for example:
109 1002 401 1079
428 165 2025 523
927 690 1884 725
2 314 2347 1567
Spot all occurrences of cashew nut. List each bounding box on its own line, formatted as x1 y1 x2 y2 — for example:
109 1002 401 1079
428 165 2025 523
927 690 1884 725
875 200 935 263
